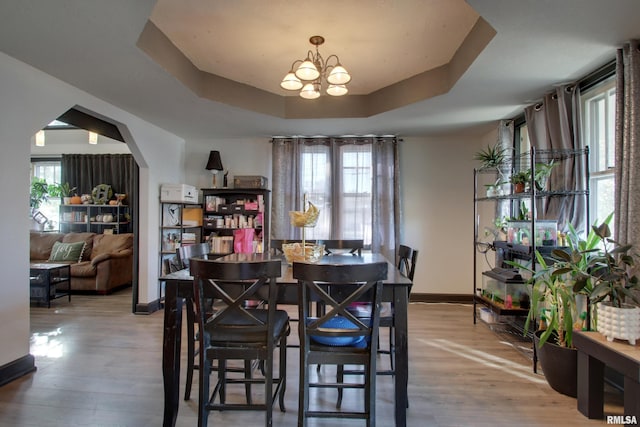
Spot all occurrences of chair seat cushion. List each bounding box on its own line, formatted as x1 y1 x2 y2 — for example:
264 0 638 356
308 316 366 347
206 309 289 343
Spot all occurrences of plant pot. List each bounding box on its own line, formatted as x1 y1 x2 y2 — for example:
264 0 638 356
534 330 577 398
513 182 525 193
596 302 640 345
63 197 72 205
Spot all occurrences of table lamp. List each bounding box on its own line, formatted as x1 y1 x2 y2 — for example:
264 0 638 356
205 150 223 188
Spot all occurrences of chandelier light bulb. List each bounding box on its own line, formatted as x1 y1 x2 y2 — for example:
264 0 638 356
300 83 321 99
327 65 351 85
326 84 348 96
280 72 303 90
295 60 320 81
35 130 45 147
88 131 98 144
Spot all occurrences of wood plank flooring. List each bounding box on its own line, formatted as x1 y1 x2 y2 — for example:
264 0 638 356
0 289 624 426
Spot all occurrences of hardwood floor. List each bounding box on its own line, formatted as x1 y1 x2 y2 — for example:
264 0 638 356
0 289 623 426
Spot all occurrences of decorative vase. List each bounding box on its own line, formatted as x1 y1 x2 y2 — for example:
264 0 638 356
596 302 640 345
534 330 577 398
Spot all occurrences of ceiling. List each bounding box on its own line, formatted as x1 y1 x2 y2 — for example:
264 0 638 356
1 0 640 140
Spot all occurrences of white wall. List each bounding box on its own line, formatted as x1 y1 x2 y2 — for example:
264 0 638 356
0 52 184 370
183 137 272 191
400 132 496 295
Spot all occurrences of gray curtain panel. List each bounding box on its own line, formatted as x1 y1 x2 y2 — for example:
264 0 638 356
614 39 640 249
524 84 586 233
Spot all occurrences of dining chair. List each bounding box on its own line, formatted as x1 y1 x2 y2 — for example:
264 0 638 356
340 245 418 383
293 261 387 427
177 243 213 401
191 258 289 427
378 245 418 375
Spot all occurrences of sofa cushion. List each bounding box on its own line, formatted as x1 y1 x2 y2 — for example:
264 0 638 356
48 241 86 262
30 232 64 260
63 232 96 261
91 233 133 259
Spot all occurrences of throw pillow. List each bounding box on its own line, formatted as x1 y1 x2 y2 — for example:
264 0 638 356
48 241 86 263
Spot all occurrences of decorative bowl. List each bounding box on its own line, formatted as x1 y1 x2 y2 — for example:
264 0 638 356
282 243 324 264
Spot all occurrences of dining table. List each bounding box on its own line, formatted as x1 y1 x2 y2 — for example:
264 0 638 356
160 252 412 427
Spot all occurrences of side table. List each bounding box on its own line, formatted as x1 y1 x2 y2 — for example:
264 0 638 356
574 330 640 420
30 263 71 308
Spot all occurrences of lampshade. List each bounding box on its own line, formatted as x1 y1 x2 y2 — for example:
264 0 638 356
295 60 320 81
35 130 45 147
280 72 303 90
326 84 348 96
300 83 321 100
327 65 351 85
206 150 223 171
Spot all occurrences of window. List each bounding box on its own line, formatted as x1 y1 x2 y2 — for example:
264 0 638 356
31 159 62 230
581 77 616 228
271 136 398 257
300 142 373 244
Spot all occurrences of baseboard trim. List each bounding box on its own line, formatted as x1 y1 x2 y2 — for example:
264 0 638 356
410 293 473 304
0 354 36 387
135 299 162 315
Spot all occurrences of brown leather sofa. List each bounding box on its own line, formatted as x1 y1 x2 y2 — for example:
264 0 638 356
30 231 134 294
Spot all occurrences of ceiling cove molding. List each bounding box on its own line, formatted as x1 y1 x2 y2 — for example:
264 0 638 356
137 18 495 119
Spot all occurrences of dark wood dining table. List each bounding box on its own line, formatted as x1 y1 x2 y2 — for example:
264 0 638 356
160 252 412 427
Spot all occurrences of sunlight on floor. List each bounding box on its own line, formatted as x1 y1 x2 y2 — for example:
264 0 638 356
30 328 64 358
417 337 547 385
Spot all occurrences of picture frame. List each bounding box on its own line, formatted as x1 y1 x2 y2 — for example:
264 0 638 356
32 210 48 225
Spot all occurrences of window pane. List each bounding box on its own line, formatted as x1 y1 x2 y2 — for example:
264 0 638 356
297 142 374 245
592 176 614 226
581 76 615 228
31 160 62 230
300 145 331 239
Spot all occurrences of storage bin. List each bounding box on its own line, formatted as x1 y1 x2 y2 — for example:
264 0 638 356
481 269 529 308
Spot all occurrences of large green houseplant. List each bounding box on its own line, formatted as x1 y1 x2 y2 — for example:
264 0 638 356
30 177 49 210
554 215 640 344
506 218 614 397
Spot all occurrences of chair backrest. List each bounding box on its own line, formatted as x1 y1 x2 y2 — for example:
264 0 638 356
397 245 418 295
397 245 418 281
318 239 364 256
293 261 387 350
191 258 282 345
177 242 211 270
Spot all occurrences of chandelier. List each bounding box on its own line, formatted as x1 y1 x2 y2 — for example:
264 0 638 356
280 35 351 99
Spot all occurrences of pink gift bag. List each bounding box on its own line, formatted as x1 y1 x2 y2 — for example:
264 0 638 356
233 228 255 253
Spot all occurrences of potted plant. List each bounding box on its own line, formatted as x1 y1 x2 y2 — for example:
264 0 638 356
533 160 556 191
506 219 610 397
509 170 530 193
48 182 77 204
562 217 640 345
29 177 49 211
474 143 509 170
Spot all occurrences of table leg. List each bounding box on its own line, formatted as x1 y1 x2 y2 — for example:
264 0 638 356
393 287 408 427
577 350 604 419
163 283 184 427
624 377 640 418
